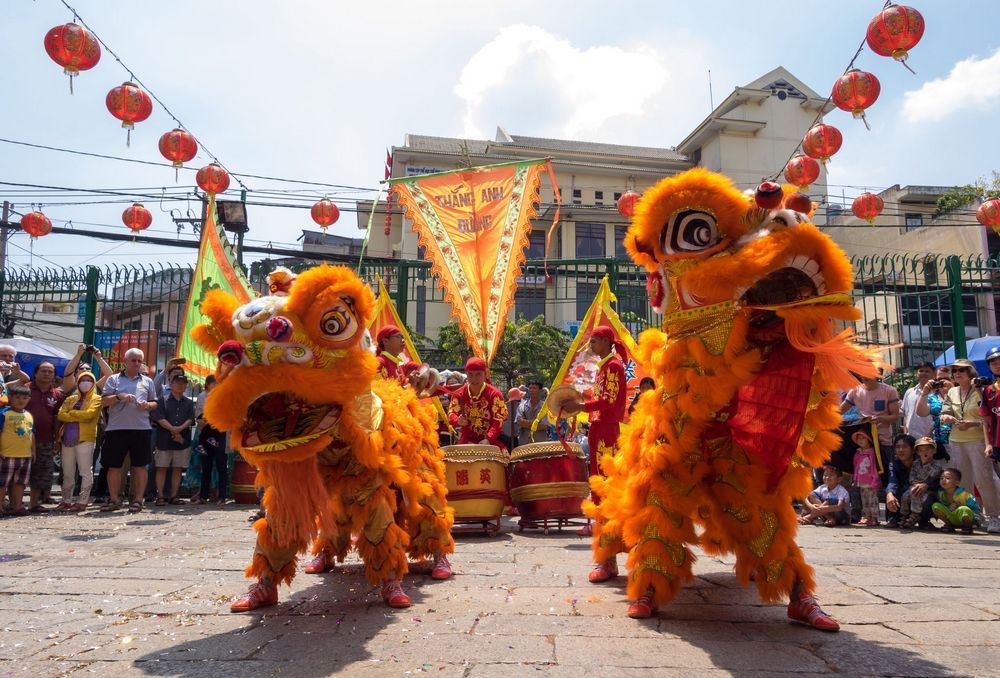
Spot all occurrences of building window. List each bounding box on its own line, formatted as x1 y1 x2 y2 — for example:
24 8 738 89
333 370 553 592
905 213 923 232
922 257 938 286
575 223 606 259
527 230 547 260
577 282 599 320
515 286 546 321
153 313 164 331
572 188 582 205
594 190 604 206
613 191 622 203
614 226 628 258
415 286 426 335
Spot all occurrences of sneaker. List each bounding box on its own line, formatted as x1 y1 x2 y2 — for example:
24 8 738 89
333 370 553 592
576 524 593 537
431 554 452 580
987 517 1000 534
587 560 619 583
230 580 279 612
304 551 334 574
627 589 657 619
787 590 840 632
381 580 411 608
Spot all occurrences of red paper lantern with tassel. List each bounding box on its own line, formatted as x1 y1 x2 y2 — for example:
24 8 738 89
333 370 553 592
196 163 230 195
866 4 925 72
311 198 340 230
158 128 198 180
122 203 152 233
43 23 101 93
976 199 1000 232
852 193 884 225
106 82 152 146
832 70 881 129
20 211 52 239
617 190 641 218
783 156 820 191
801 124 843 165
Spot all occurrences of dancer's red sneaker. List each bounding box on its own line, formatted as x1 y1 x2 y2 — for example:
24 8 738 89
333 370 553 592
230 580 278 612
787 590 840 632
627 590 657 619
431 554 452 580
381 580 412 608
304 551 334 574
587 559 618 583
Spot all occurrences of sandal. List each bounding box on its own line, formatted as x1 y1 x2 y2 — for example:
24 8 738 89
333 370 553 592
797 515 814 525
822 517 837 527
28 505 50 514
100 501 123 513
168 497 184 505
154 497 167 507
128 501 144 513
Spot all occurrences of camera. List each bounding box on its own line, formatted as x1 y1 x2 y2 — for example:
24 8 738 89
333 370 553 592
973 376 994 388
930 379 944 389
85 344 96 352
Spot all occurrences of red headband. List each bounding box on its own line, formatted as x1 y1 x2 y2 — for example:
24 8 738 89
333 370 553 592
376 325 402 355
591 326 628 363
465 357 487 372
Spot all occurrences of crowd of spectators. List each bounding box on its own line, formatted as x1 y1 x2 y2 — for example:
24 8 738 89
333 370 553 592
0 344 229 516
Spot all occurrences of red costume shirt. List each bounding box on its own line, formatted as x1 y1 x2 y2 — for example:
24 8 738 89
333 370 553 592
582 354 627 424
448 383 508 449
377 353 403 382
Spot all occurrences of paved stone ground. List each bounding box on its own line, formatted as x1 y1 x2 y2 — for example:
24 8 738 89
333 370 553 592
1 505 999 677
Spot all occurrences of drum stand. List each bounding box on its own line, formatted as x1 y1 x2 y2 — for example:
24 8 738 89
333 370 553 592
517 515 590 535
451 515 502 536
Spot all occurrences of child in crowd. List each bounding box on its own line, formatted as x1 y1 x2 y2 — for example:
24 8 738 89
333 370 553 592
851 427 882 526
799 465 851 526
932 468 981 534
0 386 35 517
899 437 942 529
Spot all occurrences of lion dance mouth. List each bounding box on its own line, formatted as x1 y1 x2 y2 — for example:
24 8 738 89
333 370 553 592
242 392 343 451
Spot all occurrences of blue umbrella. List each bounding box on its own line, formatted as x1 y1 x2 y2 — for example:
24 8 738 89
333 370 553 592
934 336 1000 377
1 336 74 380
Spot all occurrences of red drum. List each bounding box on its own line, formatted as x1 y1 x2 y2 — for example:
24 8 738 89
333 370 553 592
231 459 260 504
507 442 589 532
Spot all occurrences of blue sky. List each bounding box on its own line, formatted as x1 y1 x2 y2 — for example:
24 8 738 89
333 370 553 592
2 0 998 270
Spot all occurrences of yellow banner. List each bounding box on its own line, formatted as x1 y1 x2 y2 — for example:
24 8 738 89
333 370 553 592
389 159 551 363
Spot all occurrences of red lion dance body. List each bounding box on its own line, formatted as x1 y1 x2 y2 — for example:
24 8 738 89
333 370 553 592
585 169 882 630
193 265 455 611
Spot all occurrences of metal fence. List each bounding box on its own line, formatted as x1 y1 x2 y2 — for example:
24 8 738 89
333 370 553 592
1 253 997 373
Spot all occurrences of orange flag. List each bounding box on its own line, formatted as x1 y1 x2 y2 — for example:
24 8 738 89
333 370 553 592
388 159 557 364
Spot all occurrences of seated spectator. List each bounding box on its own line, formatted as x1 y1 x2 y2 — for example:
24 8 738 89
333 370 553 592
0 385 34 517
932 467 982 534
799 465 851 526
885 434 916 528
899 437 942 529
56 370 101 511
152 374 195 506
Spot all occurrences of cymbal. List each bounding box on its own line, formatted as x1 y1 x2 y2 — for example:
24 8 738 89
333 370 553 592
547 384 582 421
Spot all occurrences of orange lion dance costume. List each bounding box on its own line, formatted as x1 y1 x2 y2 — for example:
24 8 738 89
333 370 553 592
585 169 882 630
193 265 455 612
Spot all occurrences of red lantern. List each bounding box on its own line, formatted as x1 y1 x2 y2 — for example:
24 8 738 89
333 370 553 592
106 82 152 147
801 124 843 165
783 156 820 191
20 211 52 239
852 193 884 225
832 69 881 129
196 164 230 195
866 4 925 72
617 190 641 218
976 199 1000 232
122 203 152 233
158 128 198 180
43 23 101 93
311 198 340 230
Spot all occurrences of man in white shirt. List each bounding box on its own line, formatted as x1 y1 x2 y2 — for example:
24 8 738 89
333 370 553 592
900 362 935 439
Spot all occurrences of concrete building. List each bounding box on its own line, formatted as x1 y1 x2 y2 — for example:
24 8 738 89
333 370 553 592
357 67 838 339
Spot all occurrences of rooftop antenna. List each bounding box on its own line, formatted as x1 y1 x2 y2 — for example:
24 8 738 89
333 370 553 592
708 69 714 111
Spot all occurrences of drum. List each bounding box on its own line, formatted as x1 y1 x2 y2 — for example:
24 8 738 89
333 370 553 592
507 442 589 531
231 459 260 504
441 445 508 532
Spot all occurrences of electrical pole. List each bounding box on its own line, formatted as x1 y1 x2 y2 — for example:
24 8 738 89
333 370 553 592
0 201 9 273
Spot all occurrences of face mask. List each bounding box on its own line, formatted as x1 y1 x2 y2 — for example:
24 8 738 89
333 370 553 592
78 381 94 393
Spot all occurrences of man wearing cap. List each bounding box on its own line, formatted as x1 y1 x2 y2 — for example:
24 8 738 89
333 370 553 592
375 325 406 382
152 373 195 506
448 358 508 449
561 326 629 542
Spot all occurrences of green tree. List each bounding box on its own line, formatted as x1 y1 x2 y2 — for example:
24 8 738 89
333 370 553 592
936 171 1000 216
435 315 571 390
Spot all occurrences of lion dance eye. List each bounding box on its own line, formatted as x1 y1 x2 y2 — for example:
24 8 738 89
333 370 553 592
661 209 721 255
320 305 356 341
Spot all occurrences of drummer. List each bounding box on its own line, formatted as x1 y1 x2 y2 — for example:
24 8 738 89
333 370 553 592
448 357 508 450
375 325 406 382
560 326 628 538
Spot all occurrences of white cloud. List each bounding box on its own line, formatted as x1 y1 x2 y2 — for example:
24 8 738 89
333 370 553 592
902 48 1000 123
454 25 670 139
